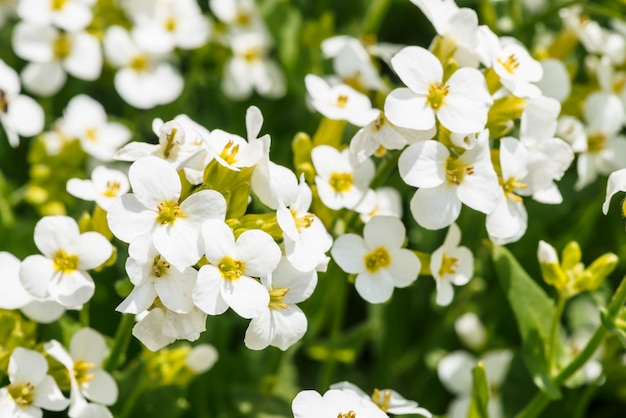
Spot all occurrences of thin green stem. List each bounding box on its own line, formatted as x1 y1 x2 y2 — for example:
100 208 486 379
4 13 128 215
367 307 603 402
104 313 136 372
516 275 626 418
548 294 567 374
80 303 90 328
118 371 148 418
362 0 391 35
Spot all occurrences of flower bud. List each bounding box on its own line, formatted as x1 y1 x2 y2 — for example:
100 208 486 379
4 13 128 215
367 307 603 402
561 241 582 270
537 240 568 290
574 253 618 293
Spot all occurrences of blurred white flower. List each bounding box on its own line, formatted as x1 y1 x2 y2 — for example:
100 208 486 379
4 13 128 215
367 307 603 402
67 166 130 210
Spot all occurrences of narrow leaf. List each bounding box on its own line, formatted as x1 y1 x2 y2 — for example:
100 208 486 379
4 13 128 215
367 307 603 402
467 361 490 418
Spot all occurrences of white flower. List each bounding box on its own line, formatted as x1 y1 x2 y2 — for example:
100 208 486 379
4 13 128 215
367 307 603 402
0 252 33 310
0 59 44 147
537 58 571 103
0 347 69 417
330 381 431 416
312 145 375 210
129 0 211 55
398 131 500 230
116 235 197 315
209 0 268 35
349 110 434 164
20 216 113 307
331 216 420 304
454 312 487 350
355 187 403 223
603 168 626 214
13 22 102 96
430 223 473 306
107 156 227 269
67 166 130 211
385 46 492 133
292 389 388 418
44 329 118 416
103 25 183 108
321 35 386 92
185 344 218 374
277 177 332 272
244 257 317 350
305 74 379 126
70 403 113 418
438 349 513 418
222 31 286 100
60 95 131 161
192 220 281 319
17 0 94 32
132 304 207 351
487 38 543 98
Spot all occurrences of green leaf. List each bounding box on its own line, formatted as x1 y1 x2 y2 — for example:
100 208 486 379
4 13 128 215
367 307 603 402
492 244 561 399
467 361 490 418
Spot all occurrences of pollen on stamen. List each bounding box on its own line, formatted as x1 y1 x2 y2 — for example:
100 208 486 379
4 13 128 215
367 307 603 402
497 54 520 75
427 82 450 110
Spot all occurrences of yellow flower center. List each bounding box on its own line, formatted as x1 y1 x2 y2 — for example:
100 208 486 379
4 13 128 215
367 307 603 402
290 209 314 232
329 172 353 193
446 157 474 185
152 256 170 278
268 287 289 310
364 247 391 273
219 140 241 165
164 16 177 32
501 176 528 203
235 11 251 25
218 256 245 281
50 0 67 10
438 253 459 277
53 35 72 59
156 200 183 225
337 411 357 418
336 95 349 108
102 181 121 197
427 82 449 110
587 133 606 153
372 388 392 412
372 112 386 131
130 54 150 72
243 47 262 62
53 250 79 273
8 382 35 406
85 127 98 142
73 360 96 385
497 54 520 75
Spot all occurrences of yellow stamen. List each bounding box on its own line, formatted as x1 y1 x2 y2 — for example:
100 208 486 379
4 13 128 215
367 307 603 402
130 54 150 72
85 128 98 142
8 382 35 406
50 0 67 10
102 181 121 197
219 140 240 165
587 133 606 153
53 35 71 59
501 176 528 203
73 360 96 385
446 157 474 185
372 388 392 412
53 250 79 273
242 47 262 62
156 200 183 225
364 247 391 273
329 172 353 193
152 256 170 278
0 89 8 113
438 253 459 277
290 209 314 231
497 54 520 75
235 11 251 25
268 287 289 310
337 411 357 418
427 82 449 110
336 95 349 108
164 16 177 32
218 256 245 281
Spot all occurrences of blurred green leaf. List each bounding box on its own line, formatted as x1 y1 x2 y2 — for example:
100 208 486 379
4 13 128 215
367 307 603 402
467 361 490 418
492 244 561 399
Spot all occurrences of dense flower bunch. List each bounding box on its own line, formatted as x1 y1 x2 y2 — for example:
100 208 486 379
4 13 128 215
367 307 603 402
2 0 626 417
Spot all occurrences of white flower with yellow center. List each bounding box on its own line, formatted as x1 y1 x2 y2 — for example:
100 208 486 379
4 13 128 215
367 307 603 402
0 59 44 147
385 46 492 133
292 389 388 418
354 187 403 223
305 74 379 126
117 235 197 315
44 328 118 417
430 223 473 306
12 22 101 96
132 302 207 351
17 0 94 32
398 131 500 230
192 220 281 319
312 145 375 211
277 177 332 272
0 347 69 417
331 216 420 304
244 257 317 350
488 39 543 98
107 156 227 269
19 216 113 308
60 95 131 161
66 166 130 211
103 25 183 109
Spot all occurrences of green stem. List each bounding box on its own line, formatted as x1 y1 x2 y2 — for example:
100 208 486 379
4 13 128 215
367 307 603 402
547 294 567 374
362 0 391 35
80 303 90 328
104 314 136 372
516 275 626 418
118 372 148 418
317 268 349 391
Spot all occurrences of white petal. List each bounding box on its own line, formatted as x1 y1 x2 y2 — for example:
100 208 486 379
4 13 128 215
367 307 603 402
0 252 32 309
69 232 113 271
129 156 181 208
21 61 66 96
81 369 118 405
236 230 281 277
410 185 461 230
387 249 420 288
603 168 626 214
9 347 48 384
132 309 174 351
192 266 228 315
6 94 44 137
363 216 406 249
398 140 448 188
154 267 196 314
70 328 107 365
331 234 367 274
221 277 269 319
34 215 80 257
384 87 436 131
355 270 395 303
33 375 69 411
391 46 442 94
